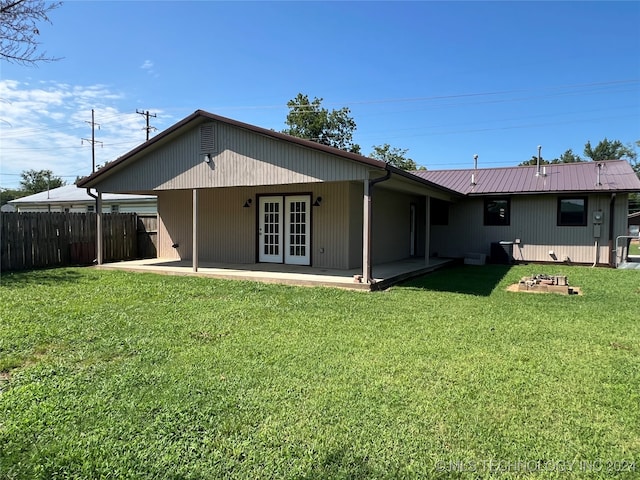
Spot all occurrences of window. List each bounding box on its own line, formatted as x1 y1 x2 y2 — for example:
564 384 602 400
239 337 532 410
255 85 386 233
557 197 587 226
87 205 95 213
111 204 119 213
430 198 449 226
484 198 510 226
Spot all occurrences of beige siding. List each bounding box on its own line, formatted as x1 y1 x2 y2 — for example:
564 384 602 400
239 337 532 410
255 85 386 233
156 183 353 269
348 182 364 268
431 193 629 264
95 122 372 193
158 190 192 259
371 187 423 264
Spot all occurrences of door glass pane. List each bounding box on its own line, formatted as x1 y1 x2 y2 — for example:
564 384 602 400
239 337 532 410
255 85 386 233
287 201 307 258
263 202 280 256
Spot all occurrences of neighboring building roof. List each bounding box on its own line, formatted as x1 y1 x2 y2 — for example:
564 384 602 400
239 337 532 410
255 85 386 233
414 160 640 196
1 203 16 212
9 185 156 205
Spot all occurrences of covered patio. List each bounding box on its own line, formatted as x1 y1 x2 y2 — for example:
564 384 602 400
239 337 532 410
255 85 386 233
94 257 454 291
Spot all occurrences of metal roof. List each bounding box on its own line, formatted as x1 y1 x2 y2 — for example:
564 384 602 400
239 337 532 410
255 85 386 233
413 160 640 195
9 185 156 205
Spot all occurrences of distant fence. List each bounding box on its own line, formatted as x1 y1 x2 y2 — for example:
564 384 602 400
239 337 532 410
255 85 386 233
1 212 157 272
137 214 157 260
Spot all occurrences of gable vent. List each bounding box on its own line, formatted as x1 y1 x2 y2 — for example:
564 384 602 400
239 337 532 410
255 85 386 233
200 123 216 153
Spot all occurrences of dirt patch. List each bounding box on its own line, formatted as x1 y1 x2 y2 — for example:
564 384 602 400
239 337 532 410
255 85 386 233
0 371 10 392
506 283 582 295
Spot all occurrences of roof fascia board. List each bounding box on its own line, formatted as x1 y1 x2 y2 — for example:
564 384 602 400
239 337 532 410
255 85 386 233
466 189 640 197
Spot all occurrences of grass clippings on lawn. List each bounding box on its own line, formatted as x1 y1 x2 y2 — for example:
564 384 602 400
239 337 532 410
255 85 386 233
0 265 638 479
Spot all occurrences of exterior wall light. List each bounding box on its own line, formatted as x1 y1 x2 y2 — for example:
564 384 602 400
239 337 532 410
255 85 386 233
313 196 323 207
243 199 253 208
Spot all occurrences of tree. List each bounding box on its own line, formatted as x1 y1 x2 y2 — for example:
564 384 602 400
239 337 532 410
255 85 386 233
556 149 582 163
369 143 422 171
519 149 582 166
19 169 64 194
519 156 550 167
0 0 61 65
633 140 640 177
282 93 361 154
583 138 636 162
0 187 25 205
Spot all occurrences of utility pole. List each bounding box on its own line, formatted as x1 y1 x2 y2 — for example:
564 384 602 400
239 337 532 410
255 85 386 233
136 109 157 141
82 109 103 173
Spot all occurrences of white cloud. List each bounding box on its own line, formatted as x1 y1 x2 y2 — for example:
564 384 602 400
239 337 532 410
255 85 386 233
0 80 168 189
140 60 158 78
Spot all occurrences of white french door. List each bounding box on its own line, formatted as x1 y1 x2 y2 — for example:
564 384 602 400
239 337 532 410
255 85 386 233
258 195 311 265
284 195 311 265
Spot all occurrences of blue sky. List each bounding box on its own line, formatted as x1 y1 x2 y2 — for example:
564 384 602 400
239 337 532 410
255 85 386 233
1 1 639 189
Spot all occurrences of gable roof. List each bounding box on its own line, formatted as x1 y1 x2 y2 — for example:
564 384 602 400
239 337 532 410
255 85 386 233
76 109 456 197
414 160 640 196
77 110 389 188
9 185 156 205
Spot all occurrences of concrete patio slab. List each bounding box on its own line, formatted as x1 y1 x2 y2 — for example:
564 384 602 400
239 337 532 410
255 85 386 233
94 257 454 290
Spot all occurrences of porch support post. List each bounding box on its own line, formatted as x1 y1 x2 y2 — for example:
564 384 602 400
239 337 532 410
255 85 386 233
424 195 431 266
362 178 372 283
96 191 103 265
192 188 198 272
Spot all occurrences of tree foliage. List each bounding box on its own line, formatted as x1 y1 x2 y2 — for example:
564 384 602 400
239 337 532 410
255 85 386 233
583 138 636 162
0 187 25 205
519 139 638 167
0 0 61 65
19 169 64 194
369 143 422 171
557 149 582 163
282 93 361 154
519 149 583 166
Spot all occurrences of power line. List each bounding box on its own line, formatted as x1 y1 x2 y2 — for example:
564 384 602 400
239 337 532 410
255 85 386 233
81 109 103 173
136 109 157 141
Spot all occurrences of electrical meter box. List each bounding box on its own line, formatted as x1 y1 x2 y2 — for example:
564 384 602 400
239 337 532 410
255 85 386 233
593 210 603 224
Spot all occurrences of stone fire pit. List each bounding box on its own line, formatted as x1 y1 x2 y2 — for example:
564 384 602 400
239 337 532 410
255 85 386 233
510 274 580 295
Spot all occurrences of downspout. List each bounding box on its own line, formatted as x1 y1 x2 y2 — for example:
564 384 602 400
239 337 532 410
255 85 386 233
608 193 616 266
363 168 392 283
86 188 99 213
370 169 392 190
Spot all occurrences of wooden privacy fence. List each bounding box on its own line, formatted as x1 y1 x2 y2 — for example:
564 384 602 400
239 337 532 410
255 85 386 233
1 212 156 272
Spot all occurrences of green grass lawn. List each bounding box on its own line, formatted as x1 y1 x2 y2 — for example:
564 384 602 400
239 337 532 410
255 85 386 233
630 240 640 256
1 265 638 479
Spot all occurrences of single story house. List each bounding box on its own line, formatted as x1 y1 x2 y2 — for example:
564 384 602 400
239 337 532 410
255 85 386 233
416 161 640 266
77 110 640 284
9 185 157 214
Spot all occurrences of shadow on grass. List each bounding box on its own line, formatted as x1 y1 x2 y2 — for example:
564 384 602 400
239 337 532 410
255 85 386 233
399 264 513 296
300 448 379 479
0 267 87 288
